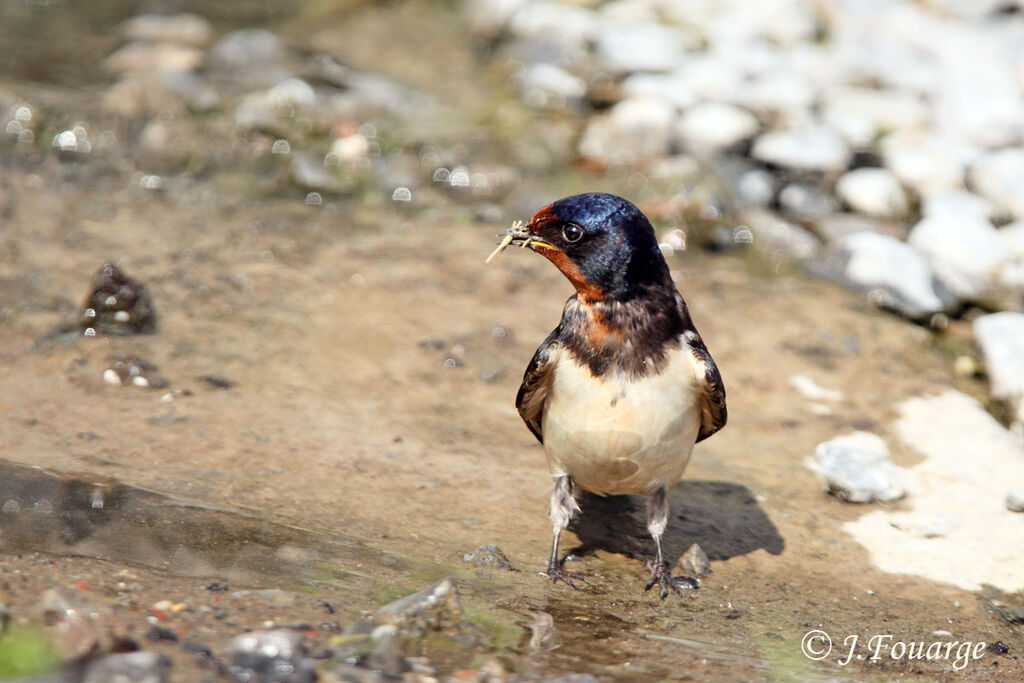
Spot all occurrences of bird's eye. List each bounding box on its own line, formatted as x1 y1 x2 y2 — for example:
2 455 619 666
562 223 583 243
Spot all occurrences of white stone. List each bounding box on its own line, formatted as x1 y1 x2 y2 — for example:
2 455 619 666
835 168 908 220
508 2 603 45
735 169 775 207
464 0 530 37
822 86 928 147
998 220 1024 260
844 391 1024 591
518 63 585 105
970 148 1024 220
809 431 906 503
907 212 1008 300
578 97 674 164
668 58 743 102
620 72 696 109
751 125 851 173
830 232 956 319
594 22 688 74
739 209 820 261
675 102 759 155
881 132 966 196
921 190 996 221
120 13 214 48
973 312 1024 423
790 374 843 402
1008 489 1024 513
736 70 814 126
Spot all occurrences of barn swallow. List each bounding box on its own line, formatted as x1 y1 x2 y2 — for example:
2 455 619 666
497 193 727 599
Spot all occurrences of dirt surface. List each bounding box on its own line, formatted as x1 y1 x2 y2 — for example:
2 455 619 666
1 1 1023 681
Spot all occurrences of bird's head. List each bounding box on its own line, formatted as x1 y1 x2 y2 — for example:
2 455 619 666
511 193 672 302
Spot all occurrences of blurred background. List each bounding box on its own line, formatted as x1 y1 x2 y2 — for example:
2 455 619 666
1 0 1023 680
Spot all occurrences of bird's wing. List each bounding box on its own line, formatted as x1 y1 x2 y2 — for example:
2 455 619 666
677 296 727 443
516 329 561 444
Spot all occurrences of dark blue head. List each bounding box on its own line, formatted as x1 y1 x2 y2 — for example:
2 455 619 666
525 193 672 301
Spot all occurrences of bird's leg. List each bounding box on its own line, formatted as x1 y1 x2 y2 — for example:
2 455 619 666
541 475 588 588
643 486 699 599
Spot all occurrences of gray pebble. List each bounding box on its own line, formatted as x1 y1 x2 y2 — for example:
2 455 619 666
463 543 513 569
1007 489 1024 513
679 543 711 578
83 651 171 683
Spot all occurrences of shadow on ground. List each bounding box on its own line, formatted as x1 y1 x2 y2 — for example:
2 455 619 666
569 480 785 566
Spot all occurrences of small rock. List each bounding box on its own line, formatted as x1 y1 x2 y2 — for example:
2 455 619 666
517 63 586 106
811 431 906 503
678 543 711 578
227 629 315 683
375 579 470 640
835 168 908 220
822 87 928 146
463 543 513 569
83 651 171 683
751 125 851 173
78 263 157 336
778 183 838 221
578 97 675 165
739 209 820 261
209 29 286 72
594 22 688 74
620 71 695 109
820 232 957 319
811 213 897 244
735 169 775 207
105 42 203 75
907 212 1008 300
921 190 996 221
290 154 345 193
676 102 759 156
881 131 966 196
973 312 1024 424
120 13 214 48
1007 489 1024 513
969 148 1024 220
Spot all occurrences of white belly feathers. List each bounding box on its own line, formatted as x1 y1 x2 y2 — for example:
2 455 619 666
541 342 702 496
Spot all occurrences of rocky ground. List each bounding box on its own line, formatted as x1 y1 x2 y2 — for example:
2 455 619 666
1 0 1024 681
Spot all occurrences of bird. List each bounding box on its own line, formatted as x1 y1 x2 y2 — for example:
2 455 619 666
496 192 727 599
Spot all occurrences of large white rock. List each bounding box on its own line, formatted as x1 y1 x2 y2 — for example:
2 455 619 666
827 232 956 319
676 102 759 155
844 391 1024 592
578 97 675 164
969 148 1024 220
973 312 1024 424
907 212 1009 300
835 168 908 220
752 125 851 173
594 22 689 74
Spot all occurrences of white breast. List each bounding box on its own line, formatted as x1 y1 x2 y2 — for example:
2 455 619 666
541 343 702 496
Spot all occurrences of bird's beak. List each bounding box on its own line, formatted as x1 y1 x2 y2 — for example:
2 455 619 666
485 218 557 263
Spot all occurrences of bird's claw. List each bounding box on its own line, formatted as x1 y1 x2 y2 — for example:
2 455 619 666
541 560 589 590
643 562 698 599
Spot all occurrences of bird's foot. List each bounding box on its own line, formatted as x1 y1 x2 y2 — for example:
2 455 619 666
644 560 698 599
540 558 589 590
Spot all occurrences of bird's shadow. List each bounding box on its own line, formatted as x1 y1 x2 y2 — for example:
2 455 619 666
567 480 784 565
